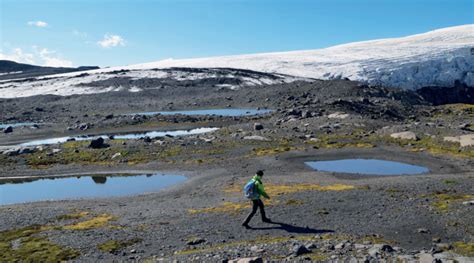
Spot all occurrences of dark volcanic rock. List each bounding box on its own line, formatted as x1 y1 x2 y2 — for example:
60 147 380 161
3 126 13 133
89 137 106 148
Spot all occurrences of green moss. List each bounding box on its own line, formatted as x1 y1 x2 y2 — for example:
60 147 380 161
442 179 458 185
452 242 474 257
62 214 116 230
97 238 142 253
430 193 474 212
56 211 90 221
0 225 79 262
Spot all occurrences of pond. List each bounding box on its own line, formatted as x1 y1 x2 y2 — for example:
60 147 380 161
0 122 38 129
0 173 187 206
19 127 219 146
128 108 273 117
305 159 429 175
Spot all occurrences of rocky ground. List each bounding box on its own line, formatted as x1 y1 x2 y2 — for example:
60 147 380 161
0 73 473 262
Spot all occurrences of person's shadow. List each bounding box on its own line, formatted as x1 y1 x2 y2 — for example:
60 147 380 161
247 221 333 234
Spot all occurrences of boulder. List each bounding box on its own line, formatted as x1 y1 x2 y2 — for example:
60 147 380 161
443 134 474 147
111 153 122 159
292 244 311 256
328 112 350 119
3 126 13 133
143 136 152 143
186 238 205 245
253 123 264 131
243 136 271 142
79 123 89 131
89 137 105 149
390 131 418 140
228 257 263 263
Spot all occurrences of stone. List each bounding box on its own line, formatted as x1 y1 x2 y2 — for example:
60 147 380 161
335 242 347 250
305 243 317 249
450 134 470 145
89 137 105 149
443 134 474 147
253 123 264 131
228 257 263 263
79 123 89 131
418 253 436 263
417 228 429 234
243 136 271 142
292 244 311 256
391 131 418 140
328 112 350 119
111 153 122 159
368 244 394 257
143 136 152 143
462 200 474 205
186 238 205 245
3 126 13 133
435 243 453 251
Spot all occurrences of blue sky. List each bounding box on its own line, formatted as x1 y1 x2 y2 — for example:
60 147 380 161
1 0 472 67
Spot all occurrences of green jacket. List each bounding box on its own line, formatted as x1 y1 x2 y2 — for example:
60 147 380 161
251 175 269 200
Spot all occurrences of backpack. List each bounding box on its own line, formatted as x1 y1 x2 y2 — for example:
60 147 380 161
243 179 258 199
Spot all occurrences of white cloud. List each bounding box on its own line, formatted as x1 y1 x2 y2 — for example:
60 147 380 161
36 48 73 67
97 34 125 48
0 47 73 67
72 30 88 38
27 21 48 27
0 48 35 64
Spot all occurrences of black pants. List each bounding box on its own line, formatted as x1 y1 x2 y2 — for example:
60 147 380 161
243 199 267 224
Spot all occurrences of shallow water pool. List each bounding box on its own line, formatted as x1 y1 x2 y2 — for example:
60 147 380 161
0 122 38 129
129 108 272 117
0 174 186 206
19 127 219 146
305 159 429 175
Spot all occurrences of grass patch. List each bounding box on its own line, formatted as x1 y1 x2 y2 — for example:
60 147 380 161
430 193 474 212
442 179 458 185
62 214 116 230
224 183 356 196
56 211 90 221
97 238 142 253
285 199 304 205
188 201 254 214
190 183 355 214
452 242 474 257
0 225 79 262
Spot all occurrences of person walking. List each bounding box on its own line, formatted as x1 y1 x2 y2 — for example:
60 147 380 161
242 170 271 228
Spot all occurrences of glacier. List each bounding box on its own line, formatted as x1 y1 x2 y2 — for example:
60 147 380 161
0 24 472 98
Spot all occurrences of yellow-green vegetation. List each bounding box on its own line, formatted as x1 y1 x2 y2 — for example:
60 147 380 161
306 132 375 149
56 211 90 221
190 183 355 214
188 201 254 214
62 214 116 230
434 104 474 118
250 139 301 156
442 179 458 185
285 199 304 205
224 183 356 196
452 242 474 257
25 138 235 167
0 225 79 262
97 238 142 253
305 128 473 158
429 193 474 212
